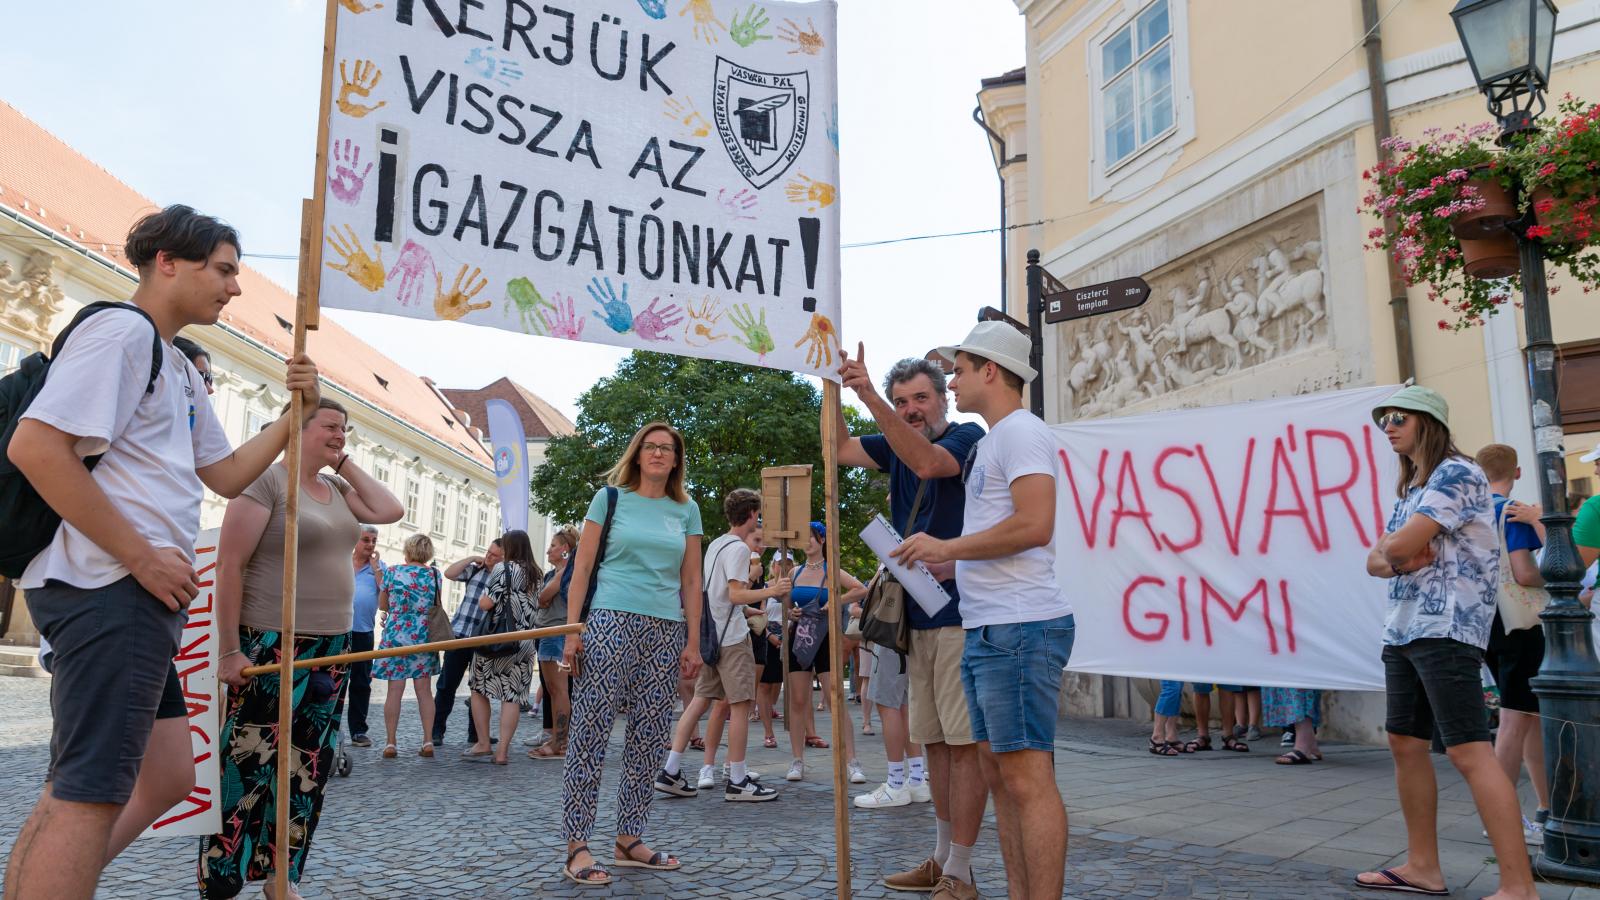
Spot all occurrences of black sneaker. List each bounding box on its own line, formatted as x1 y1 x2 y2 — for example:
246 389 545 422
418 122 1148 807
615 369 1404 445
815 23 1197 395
725 776 778 802
654 768 697 797
350 734 372 748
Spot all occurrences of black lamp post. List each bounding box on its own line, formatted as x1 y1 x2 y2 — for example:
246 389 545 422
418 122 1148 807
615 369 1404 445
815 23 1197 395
1452 0 1600 883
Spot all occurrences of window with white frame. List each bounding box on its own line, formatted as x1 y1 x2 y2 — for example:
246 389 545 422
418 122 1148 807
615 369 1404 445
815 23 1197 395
373 459 391 488
431 485 448 537
475 505 491 548
245 407 273 436
0 336 29 375
1099 0 1173 168
454 497 469 542
404 478 421 526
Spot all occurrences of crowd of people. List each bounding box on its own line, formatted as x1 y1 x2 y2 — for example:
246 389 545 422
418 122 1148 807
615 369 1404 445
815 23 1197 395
5 203 1599 900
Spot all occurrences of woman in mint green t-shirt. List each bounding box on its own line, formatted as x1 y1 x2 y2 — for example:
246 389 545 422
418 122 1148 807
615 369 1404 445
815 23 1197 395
558 422 703 886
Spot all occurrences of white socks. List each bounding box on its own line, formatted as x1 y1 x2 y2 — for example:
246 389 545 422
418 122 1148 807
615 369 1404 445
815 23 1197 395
908 755 926 783
729 760 747 784
664 750 683 776
944 842 974 884
887 760 907 789
934 818 952 868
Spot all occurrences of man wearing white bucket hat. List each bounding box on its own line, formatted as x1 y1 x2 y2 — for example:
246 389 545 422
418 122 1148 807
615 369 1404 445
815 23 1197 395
895 320 1074 900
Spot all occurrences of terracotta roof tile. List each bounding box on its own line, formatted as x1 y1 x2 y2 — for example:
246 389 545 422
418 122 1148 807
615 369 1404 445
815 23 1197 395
442 378 575 441
0 100 490 469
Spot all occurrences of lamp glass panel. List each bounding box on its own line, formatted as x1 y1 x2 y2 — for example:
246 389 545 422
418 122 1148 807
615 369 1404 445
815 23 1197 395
1534 0 1555 83
1456 0 1532 84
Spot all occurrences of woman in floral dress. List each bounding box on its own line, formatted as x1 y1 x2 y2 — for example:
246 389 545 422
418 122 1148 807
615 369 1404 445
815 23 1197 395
375 533 443 758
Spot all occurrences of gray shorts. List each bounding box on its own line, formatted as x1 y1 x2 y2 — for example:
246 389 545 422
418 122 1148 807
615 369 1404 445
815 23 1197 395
866 642 908 709
26 576 184 804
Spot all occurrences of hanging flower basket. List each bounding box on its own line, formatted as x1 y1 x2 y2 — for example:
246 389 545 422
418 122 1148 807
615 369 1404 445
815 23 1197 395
1451 169 1517 238
1460 229 1519 279
1529 186 1598 247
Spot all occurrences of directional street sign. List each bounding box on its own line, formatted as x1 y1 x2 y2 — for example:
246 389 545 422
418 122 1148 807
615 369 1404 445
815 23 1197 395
1043 276 1151 323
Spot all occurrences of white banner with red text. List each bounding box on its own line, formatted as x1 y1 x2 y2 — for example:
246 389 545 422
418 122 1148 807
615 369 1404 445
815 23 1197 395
1055 386 1401 692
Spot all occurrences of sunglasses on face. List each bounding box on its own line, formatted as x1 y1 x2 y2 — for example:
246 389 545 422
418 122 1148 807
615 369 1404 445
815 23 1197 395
1377 412 1409 429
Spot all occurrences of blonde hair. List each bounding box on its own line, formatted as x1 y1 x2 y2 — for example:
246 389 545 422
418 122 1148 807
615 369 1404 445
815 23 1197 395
605 421 688 503
403 533 434 564
554 525 580 551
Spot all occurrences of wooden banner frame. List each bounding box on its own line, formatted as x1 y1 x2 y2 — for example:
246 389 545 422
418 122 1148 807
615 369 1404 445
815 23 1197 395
820 384 850 899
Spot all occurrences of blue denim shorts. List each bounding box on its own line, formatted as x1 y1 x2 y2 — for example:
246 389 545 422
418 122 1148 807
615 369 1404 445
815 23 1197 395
1155 680 1184 717
960 613 1075 753
536 634 567 662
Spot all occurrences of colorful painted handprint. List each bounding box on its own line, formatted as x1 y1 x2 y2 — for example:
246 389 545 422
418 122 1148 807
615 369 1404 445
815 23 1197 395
826 103 840 152
634 298 684 342
784 174 837 212
636 0 667 19
683 296 728 347
794 312 839 369
539 293 586 340
434 265 490 321
729 4 773 47
325 224 385 291
338 0 382 12
336 59 387 118
387 240 434 308
728 303 775 358
587 277 634 334
465 47 524 87
716 187 758 221
778 17 824 55
504 277 554 334
663 96 712 140
679 0 725 44
328 139 372 206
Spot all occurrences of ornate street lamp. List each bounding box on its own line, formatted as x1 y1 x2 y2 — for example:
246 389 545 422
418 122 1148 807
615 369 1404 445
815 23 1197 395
1453 0 1600 884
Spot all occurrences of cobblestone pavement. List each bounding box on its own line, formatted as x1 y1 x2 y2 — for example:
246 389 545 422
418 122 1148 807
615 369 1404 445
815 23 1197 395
2 676 1594 898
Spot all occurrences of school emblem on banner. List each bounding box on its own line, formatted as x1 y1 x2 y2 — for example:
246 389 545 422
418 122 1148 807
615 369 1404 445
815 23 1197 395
713 57 810 190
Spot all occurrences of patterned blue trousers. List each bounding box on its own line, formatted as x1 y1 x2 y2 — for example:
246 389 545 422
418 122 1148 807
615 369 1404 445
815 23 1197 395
560 608 686 842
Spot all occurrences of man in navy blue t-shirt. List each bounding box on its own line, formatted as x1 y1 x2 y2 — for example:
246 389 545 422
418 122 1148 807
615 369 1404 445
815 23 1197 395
831 346 988 894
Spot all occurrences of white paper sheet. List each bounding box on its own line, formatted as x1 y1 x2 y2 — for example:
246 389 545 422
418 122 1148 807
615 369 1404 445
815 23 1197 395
860 515 952 619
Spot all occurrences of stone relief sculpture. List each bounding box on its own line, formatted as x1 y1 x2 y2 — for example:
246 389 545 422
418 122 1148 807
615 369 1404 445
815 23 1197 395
1058 201 1330 419
0 251 67 346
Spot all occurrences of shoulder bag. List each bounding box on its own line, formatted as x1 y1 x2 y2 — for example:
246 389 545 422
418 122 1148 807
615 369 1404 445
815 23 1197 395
1495 507 1549 632
577 486 620 622
699 538 754 667
425 565 454 644
856 478 930 656
476 563 528 658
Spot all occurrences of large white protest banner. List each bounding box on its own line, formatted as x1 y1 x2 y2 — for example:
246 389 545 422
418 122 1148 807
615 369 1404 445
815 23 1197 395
316 0 842 379
1054 386 1401 692
141 528 222 838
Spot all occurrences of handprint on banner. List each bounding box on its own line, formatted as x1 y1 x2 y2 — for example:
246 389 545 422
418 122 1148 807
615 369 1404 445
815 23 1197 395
663 97 712 140
540 293 586 340
336 59 387 118
728 4 773 47
784 174 836 212
683 296 728 346
826 103 839 152
679 0 726 44
465 47 525 87
717 187 758 221
504 276 555 334
794 312 839 369
587 277 635 334
325 224 385 292
634 298 684 342
327 139 373 206
338 0 383 12
778 17 824 55
387 240 434 308
729 303 775 358
636 0 668 19
434 265 490 321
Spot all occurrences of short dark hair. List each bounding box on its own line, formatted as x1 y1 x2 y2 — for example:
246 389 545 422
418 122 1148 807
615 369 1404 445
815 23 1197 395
724 488 762 528
124 205 241 271
957 351 1024 392
171 336 210 366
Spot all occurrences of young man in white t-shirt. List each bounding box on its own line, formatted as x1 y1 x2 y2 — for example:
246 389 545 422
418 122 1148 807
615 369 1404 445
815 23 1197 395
895 321 1074 900
656 488 789 801
4 205 323 900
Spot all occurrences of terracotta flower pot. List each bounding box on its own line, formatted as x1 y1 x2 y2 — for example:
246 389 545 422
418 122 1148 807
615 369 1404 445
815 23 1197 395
1460 229 1519 280
1451 173 1517 239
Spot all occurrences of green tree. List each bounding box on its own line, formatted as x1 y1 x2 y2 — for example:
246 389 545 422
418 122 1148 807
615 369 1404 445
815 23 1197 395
531 352 888 577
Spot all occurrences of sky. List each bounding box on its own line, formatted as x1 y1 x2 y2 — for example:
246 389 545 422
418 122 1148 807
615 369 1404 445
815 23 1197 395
0 0 1024 423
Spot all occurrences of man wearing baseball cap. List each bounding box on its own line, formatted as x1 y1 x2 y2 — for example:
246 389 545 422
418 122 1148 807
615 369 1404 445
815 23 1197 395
895 321 1074 900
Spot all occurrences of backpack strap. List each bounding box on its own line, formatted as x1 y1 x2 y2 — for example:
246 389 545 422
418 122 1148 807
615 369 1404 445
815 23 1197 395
580 486 621 622
52 302 163 395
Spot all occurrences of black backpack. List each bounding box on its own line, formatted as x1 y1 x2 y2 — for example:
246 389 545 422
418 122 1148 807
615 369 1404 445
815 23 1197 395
0 302 163 578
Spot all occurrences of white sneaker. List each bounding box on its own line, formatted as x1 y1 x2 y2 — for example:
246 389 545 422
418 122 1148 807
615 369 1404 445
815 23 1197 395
847 759 867 784
722 762 761 782
1524 816 1545 846
786 760 804 781
697 764 716 790
907 778 932 803
725 776 779 802
854 782 912 809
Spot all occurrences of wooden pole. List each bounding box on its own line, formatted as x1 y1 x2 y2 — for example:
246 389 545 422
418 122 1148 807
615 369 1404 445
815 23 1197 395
240 624 585 678
821 381 851 899
275 3 337 896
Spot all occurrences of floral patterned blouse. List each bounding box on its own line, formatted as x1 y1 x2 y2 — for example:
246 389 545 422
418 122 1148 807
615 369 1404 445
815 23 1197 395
1384 457 1500 649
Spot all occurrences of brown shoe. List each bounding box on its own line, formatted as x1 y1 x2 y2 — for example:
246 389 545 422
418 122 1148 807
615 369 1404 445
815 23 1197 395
883 858 943 892
930 875 978 899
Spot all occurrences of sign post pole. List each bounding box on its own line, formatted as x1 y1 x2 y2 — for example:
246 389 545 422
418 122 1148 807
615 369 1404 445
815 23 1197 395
820 381 851 899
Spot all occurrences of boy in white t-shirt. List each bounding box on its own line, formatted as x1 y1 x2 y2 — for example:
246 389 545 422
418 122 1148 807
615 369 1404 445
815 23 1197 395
5 205 323 900
895 321 1073 900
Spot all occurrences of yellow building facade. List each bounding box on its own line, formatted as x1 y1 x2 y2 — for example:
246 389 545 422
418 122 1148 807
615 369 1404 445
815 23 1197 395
980 0 1600 741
